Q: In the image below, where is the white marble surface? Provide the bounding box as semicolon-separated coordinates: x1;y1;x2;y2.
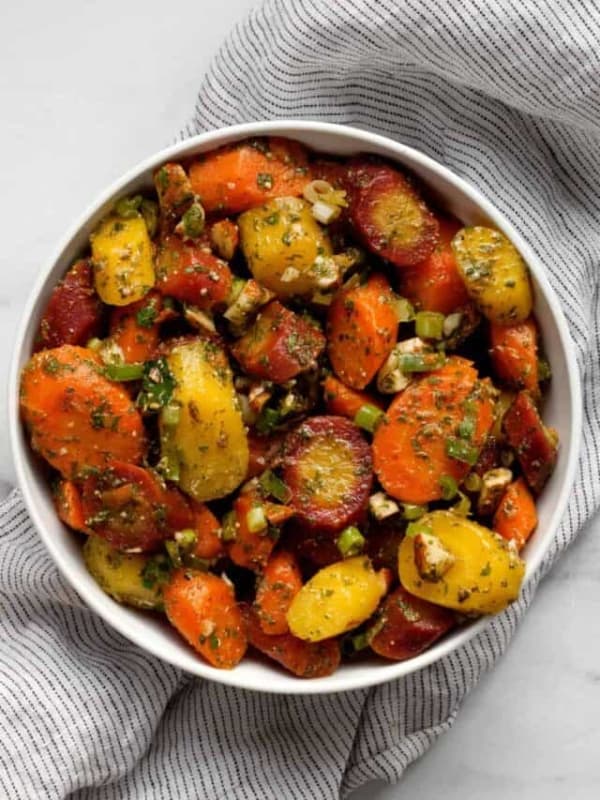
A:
2;1;599;797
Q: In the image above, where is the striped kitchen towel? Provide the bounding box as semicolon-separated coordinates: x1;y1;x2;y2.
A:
1;1;599;797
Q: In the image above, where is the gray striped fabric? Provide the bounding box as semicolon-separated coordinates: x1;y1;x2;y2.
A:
2;1;600;797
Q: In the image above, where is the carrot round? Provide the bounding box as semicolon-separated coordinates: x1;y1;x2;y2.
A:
154;162;194;230
372;357;495;504
227;492;277;572
283;416;373;533
493;477;538;550
155;235;232;309
243;604;340;678
327;272;399;390
191;502;224;560
323;374;384;420
490;317;539;396
80;461;194;552
401;217;470;314
109;291;163;364
347;160;439;268
54;480;89;533
369;586;455;661
34;259;104;352
189;138;311;214
231;301;325;384
164;570;247;669
254;551;303;635
502;390;557;493
19;345;146;478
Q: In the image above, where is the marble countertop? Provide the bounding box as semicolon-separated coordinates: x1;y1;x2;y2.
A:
2;1;598;797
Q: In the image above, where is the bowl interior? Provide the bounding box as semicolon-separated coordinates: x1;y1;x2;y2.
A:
9;121;581;694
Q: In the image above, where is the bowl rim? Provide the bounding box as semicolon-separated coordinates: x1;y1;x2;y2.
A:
9;120;582;694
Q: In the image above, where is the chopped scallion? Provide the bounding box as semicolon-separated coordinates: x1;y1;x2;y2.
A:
86;337;103;352
179;202;205;238
165;540;182;568
392;295;415;323
457;418;476;440
439;475;458;500
351;632;370;651
158;451;180;482
104;362;145;381
452;490;472;517
398;352;446;373
259;470;291;503
255;407;281;434
336;525;366;557
446;437;479;466
114;194;142;219
246;505;268;534
162;404;181;427
311;200;340;225
174;528;197;551
443;312;463;338
401;503;428;521
405;520;432;539
354;403;384;433
464;472;482;492
415;311;445;340
221;511;238;542
228;277;247;306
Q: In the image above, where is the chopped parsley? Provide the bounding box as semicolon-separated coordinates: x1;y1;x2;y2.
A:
257;172;274;190
136;302;158;328
137;357;176;412
141;554;171;590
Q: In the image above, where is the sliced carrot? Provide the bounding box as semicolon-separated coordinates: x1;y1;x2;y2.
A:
155;235;232;309
54;480;89;533
80;461;194;552
164;569;247;669
323;374;384;420
191;502;224;560
372;357;494;504
283;416;373;533
34;259;104;352
347;160;439;268
243;604;340;678
231;301;325;384
493;477;538;550
108;291;163;364
327;272;399;390
154;162;194;229
19;345;146;478
503;391;557;493
490;317;539;396
369;586;455;661
401;217;470;314
254;551;303;635
227;492;277;572
188;137;311;214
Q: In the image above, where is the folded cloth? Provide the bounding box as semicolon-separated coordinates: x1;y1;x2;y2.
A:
2;1;599;797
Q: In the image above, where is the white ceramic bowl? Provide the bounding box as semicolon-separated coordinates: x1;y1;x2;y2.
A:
9;121;581;694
